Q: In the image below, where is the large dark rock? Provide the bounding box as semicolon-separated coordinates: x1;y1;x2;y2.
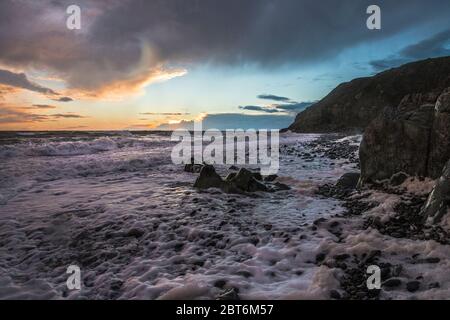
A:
356;86;450;225
421;160;450;225
193;165;225;189
288;57;450;133
428;88;450;178
359;104;434;184
224;172;237;181
225;168;268;193
359;88;450;184
194;166;269;194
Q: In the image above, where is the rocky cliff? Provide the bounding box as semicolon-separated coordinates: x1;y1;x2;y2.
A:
359;88;450;183
289;56;450;226
358;86;450;227
288;56;450;133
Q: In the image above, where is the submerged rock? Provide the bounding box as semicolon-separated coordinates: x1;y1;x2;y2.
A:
274;182;291;191
336;172;360;190
329;290;341;300
382;278;402;289
216;288;240;300
126;228;145;238
406;281;421;293
213;279;227;289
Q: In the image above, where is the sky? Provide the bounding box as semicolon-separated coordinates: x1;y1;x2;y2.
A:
0;0;449;131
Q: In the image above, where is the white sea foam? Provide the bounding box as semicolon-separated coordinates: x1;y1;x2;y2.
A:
0;132;448;300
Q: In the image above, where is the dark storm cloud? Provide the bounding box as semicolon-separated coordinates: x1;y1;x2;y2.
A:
257;94;290;102
275;102;314;111
401;29;450;58
0;0;449;90
89;0;450;67
53;97;74;102
370;29;450;71
0;69;57;95
50;113;86;119
239;105;281;113
0;68;74;102
239;101;314;114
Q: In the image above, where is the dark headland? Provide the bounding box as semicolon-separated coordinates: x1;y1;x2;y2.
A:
288;56;450;133
288;55;450;228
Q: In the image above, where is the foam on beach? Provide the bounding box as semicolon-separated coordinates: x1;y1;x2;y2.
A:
0;132;448;299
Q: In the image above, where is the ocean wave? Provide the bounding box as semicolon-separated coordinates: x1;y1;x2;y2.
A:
0;136;171;158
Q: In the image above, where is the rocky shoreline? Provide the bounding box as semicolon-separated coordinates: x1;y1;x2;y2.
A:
182;133;450;299
313;135;449;299
283;57;450;299
186;74;450;299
